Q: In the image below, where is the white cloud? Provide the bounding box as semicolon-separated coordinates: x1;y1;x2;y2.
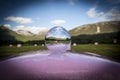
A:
5;16;33;24
87;7;96;18
87;7;104;18
3;24;11;29
87;7;120;21
103;7;120;21
13;25;48;34
51;19;66;25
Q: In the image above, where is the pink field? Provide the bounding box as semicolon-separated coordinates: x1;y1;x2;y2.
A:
0;50;120;80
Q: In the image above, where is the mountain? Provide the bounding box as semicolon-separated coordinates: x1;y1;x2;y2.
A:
0;21;120;44
70;21;120;44
15;29;34;36
70;21;120;36
38;29;48;36
0;25;24;41
0;25;45;43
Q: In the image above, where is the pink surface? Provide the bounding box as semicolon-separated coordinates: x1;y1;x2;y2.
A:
0;51;120;80
46;44;70;53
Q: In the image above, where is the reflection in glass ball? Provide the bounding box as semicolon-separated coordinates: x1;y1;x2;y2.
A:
45;26;71;54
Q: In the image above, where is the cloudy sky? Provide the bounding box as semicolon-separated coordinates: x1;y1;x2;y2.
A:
0;0;120;34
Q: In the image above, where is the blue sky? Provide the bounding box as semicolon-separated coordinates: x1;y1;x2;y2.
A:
0;0;120;34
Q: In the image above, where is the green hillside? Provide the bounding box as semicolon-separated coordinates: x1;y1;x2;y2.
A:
70;21;120;36
0;25;23;41
0;21;120;44
0;25;44;43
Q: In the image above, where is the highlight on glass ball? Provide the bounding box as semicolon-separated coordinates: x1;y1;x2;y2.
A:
45;26;71;54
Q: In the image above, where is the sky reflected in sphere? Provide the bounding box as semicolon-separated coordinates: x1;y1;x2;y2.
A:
45;26;71;54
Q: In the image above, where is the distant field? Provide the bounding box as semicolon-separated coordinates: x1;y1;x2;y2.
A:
0;44;120;62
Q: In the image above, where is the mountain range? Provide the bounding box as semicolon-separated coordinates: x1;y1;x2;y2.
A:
15;29;34;36
70;21;120;36
0;21;120;44
0;25;46;42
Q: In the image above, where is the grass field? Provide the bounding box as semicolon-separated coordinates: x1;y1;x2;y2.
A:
72;44;120;62
0;45;47;60
0;44;120;62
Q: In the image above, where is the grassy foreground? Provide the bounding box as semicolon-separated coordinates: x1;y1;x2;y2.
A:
0;44;120;62
72;44;120;62
0;46;47;60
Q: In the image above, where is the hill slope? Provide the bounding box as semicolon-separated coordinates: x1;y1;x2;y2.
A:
0;25;24;41
70;21;120;36
0;25;45;43
15;30;34;36
0;21;120;44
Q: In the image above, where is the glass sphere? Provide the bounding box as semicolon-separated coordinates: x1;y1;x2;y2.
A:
45;26;71;54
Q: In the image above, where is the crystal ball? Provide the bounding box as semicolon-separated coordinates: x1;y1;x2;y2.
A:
45;26;71;54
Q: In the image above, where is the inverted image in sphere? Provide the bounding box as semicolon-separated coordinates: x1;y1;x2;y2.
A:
45;26;71;54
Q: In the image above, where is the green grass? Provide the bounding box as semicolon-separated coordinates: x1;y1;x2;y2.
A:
72;44;120;62
0;46;47;59
0;44;120;62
